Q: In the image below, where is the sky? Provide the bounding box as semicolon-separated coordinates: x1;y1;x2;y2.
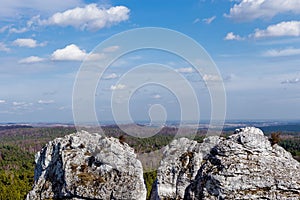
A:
0;0;300;123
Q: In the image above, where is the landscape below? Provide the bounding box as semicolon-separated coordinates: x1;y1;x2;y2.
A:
0;122;299;199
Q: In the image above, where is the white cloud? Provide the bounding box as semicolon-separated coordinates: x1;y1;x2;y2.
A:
38;100;54;104
175;67;195;73
12;101;26;106
0;25;10;33
19;56;45;64
193;18;200;24
152;94;161;99
254;21;300;38
103;73;119;80
263;48;300;57
13;38;46;48
226;0;300;21
51;44;87;61
103;45;120;52
203;16;216;24
281;78;300;84
224;32;244;41
0;100;6;103
51;44;107;61
0;42;10;52
203;74;222;82
40;4;130;31
110;84;126;90
9;27;28;34
225;21;300;40
58;106;70;110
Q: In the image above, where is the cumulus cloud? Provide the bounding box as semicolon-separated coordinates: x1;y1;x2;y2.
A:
0;100;6;103
13;38;46;48
203;16;216;24
175;67;195;73
225;21;300;40
254;21;300;38
263;48;300;57
281;78;300;84
226;0;300;21
103;73;119;80
51;44;87;61
110;84;126;90
19;56;45;64
0;42;10;52
38;100;54;104
51;44;109;61
40;4;130;31
224;32;244;41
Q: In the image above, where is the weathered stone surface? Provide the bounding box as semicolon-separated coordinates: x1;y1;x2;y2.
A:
156;137;221;199
26;131;146;200
156;127;300;200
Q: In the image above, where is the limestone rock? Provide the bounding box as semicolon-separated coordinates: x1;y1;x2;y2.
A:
26;131;146;200
156;127;300;200
156;137;221;199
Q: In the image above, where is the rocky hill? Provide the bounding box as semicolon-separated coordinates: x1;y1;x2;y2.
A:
26;127;300;200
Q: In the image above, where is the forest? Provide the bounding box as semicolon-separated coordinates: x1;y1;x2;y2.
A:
0;125;299;200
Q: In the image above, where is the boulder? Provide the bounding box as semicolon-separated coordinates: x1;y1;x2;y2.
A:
156;127;300;200
26;131;146;200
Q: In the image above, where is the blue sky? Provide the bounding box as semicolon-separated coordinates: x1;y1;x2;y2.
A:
0;0;300;123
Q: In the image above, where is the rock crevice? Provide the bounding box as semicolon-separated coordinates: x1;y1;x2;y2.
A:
27;131;147;200
156;127;300;200
27;127;300;200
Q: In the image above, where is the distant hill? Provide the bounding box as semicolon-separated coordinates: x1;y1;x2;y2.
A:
0;125;33;131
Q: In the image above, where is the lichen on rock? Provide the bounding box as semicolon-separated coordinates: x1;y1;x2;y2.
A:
156;127;300;200
26;131;146;200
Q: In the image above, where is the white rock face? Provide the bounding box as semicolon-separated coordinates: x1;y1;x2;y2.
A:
26;131;146;200
156;137;221;199
156;127;300;200
26;127;300;200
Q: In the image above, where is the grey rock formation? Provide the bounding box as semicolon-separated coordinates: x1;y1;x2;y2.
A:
26;131;146;200
156;127;300;200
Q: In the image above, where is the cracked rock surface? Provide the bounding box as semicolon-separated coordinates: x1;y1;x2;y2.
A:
26;131;146;200
26;127;300;200
156;127;300;200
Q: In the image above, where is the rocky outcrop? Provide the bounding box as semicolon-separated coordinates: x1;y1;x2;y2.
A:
27;127;300;200
26;131;146;200
156;136;221;199
156;127;300;200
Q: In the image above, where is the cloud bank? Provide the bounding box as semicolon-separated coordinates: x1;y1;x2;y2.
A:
226;0;300;21
40;4;130;31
